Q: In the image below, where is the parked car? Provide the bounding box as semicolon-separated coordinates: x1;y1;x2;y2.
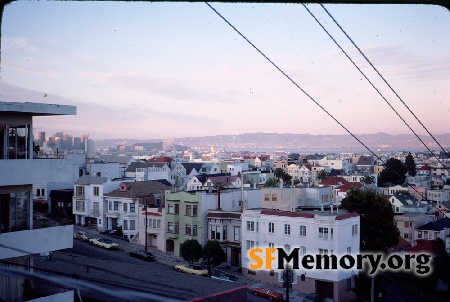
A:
251;288;284;301
129;250;155;262
174;263;208;276
73;231;89;241
89;238;119;249
303;293;326;302
210;274;239;282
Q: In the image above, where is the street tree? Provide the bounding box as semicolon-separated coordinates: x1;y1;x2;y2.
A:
378;157;407;186
274;168;285;180
180;239;202;263
202;240;226;267
264;178;277;187
316;170;329;182
282;173;292;185
404;152;417;177
340;187;399;252
360;175;375;185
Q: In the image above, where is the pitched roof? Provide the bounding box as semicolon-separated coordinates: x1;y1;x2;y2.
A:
335;212;359;220
405;240;433;254
126;161;167;172
180;163;204;174
320;177;348;186
336;182;363;192
356;156;374;165
75;175;109;185
416;217;450;231
417;165;431;171
104;180;171;198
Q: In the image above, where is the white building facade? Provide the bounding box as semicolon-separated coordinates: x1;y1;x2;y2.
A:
242;208;360;302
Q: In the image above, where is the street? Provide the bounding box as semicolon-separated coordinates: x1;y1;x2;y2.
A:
33;238;274;301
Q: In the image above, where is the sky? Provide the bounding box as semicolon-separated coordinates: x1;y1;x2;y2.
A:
1;1;450;141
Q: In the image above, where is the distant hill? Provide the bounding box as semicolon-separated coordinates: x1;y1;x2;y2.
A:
95;133;450;151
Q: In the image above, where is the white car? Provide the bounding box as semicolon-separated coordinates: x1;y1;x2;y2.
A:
73;231;89;241
89;238;119;249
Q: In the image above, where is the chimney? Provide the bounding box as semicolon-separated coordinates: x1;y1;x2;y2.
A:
217;185;221;210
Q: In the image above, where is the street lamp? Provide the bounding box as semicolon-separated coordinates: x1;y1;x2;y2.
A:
144;204;148;252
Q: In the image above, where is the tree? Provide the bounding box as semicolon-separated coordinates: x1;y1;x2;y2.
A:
282;173;292;184
340;187;399;252
404;152;417;177
180;239;202;263
360;175;375;185
264;178;277;187
202;240;226;267
316;170;329;182
274;168;285;180
378;157;407;186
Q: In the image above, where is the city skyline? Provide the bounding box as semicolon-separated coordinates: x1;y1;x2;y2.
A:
1;2;449;141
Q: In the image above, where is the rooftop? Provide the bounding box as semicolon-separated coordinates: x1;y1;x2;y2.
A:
0;102;76;116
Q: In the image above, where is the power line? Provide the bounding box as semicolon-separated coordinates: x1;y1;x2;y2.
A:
319;3;450;161
205;2;447;216
301;3;450;177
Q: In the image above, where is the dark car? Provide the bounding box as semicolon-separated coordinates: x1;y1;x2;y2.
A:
129;250;155;262
251;288;284;301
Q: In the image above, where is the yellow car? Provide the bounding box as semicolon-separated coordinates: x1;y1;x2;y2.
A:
88;238;119;249
174;263;208;276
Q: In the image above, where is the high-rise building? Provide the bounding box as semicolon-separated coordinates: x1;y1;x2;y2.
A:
0;102;77;301
73;137;82;150
62;134;73;150
37;131;45;147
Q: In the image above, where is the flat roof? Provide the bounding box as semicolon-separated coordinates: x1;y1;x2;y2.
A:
0;102;76;116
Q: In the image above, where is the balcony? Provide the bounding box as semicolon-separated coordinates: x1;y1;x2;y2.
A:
0;158;77;186
0;225;73;260
166;231;179;239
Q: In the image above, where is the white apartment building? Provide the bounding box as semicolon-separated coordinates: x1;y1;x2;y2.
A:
0;102;76;302
72;175;118;231
242;208;360;302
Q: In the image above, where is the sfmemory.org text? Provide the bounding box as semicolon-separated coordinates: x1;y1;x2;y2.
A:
249;247;432;275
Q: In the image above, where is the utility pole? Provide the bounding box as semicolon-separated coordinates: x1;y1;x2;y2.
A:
144;204;148;252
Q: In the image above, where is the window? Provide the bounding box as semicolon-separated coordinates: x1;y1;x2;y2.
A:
193;205;198;216
223;226;227;240
299;225;306;236
284;224;290;235
76;186;85;197
246;221;255;232
114;201;118;211
347;247;351;254
175;204;179;214
330;228;334;239
130;203;135;212
93;186;99;196
269;222;274;233
123;220;128;230
318;248;328;255
246;240;255;251
186;205;192;216
1;124;30;159
272;194;277;201
186;224;192;235
193;225;197;236
123;203;128;212
76;201;85;212
269;242;274;248
168;222;174;233
319;227;329;239
256;221;259;232
284;244;291;252
418;231;422;239
234;226;240;241
130;220;135;230
352;224;358;236
404;221;409;228
299;246;306;256
264;194;270;201
109;202;112;210
168;204;174;214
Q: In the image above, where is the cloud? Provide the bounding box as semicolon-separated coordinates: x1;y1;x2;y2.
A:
2;38;39;52
360;45;450;82
78;71;237;103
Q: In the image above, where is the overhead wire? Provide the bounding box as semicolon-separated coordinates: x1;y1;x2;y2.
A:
316;3;450;171
205;2;447;216
319;3;450;161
